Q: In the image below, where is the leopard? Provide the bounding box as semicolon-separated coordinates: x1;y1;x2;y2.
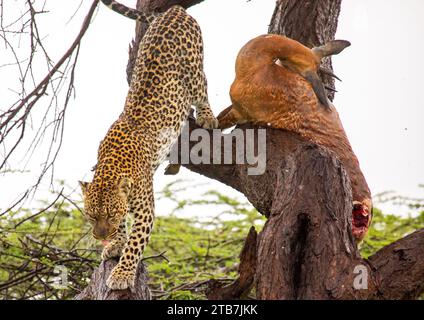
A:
79;0;218;290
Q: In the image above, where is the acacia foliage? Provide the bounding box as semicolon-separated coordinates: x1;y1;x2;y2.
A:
1;181;423;299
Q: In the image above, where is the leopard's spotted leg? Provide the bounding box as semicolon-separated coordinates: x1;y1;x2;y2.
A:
106;177;154;290
101;218;127;260
193;72;218;129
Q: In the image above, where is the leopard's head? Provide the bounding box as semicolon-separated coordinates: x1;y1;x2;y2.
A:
79;177;133;241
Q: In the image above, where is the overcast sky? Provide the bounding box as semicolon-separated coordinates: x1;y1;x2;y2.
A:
1;0;423;215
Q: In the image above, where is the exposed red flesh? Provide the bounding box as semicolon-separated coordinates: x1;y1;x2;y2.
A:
352;204;370;240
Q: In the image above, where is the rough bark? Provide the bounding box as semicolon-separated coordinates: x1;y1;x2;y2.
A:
366;229;424;299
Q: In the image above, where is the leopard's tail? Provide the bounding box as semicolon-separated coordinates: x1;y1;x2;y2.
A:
100;0;159;24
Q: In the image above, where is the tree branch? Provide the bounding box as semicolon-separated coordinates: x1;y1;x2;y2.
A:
367;229;424;299
0;0;100;212
0;0;98;135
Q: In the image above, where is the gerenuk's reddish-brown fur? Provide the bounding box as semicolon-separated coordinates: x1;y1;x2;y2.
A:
218;34;372;241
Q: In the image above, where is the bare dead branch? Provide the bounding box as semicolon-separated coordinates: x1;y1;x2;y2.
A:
0;0;98;135
0;0;99;211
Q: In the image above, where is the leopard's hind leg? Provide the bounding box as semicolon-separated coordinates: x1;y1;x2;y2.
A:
217;104;246;129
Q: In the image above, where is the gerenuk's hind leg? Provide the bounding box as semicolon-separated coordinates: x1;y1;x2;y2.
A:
217;104;245;129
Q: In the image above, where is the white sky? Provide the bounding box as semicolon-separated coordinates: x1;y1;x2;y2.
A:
0;0;423;215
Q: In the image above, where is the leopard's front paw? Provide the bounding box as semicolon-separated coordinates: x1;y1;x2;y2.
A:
106;265;136;290
101;241;125;261
196;113;219;129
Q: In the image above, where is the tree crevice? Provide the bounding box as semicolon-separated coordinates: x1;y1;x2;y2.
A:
292;214;308;299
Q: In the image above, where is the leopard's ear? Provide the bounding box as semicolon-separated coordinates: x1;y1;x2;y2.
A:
118;177;133;198
79;181;90;195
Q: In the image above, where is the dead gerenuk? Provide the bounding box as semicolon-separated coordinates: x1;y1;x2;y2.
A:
218;34;371;241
